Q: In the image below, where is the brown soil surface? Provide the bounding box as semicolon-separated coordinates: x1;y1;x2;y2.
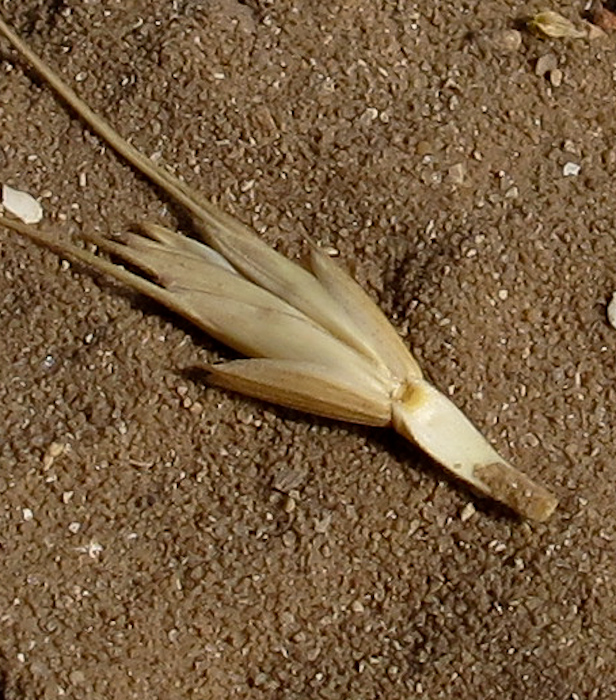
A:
1;1;616;698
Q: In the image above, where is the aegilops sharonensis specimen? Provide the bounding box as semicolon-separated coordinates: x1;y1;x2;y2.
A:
0;16;557;521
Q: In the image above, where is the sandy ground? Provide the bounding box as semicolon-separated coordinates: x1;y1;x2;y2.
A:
1;0;616;698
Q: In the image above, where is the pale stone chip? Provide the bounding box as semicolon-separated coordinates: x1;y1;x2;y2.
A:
460;503;476;522
607;293;616;329
2;183;44;224
563;162;581;177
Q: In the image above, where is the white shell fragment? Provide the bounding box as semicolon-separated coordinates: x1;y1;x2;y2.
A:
563;162;581;177
2;183;43;224
607;293;616;329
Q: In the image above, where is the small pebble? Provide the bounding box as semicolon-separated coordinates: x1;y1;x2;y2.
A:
189;401;204;415
460;503;476;522
283;496;296;513
69;670;85;685
447;162;466;186
416;140;433;157
535;54;558;79
351;599;365;613
360;107;379;124
282;531;296;548
475;29;522;54
496;29;522;52
43;442;66;470
549;68;563;87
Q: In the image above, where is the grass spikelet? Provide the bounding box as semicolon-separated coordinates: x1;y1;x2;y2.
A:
0;14;558;521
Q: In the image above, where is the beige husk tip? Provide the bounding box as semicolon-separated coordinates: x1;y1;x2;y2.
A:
0;13;558;521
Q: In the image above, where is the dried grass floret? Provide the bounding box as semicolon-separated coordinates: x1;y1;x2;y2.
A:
527;10;587;39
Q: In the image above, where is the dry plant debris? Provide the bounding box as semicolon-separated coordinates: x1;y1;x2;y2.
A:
0;16;557;521
527;10;587;39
